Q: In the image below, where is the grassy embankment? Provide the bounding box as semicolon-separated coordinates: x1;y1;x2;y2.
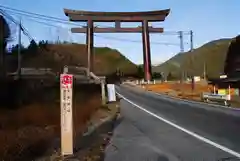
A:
0;79;103;160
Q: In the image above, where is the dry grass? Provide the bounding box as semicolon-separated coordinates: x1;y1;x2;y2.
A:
146;82;212;101
146;82;240;107
0;83;101;161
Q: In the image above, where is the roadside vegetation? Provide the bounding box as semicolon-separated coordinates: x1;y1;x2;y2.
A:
0;83;102;160
0;14;120;160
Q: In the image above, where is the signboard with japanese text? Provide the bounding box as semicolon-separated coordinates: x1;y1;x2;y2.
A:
60;74;73;156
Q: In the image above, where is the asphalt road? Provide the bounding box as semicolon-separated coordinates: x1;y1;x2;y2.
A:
104;85;240;161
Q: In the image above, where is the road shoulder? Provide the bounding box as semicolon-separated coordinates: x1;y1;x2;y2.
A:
36;103;120;161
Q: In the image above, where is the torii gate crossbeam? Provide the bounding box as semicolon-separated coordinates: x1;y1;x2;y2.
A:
64;9;170;81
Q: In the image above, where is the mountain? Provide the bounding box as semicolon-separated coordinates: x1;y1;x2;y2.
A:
153;38;232;78
8;42;138;76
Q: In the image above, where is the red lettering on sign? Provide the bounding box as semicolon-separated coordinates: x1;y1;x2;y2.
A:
62;75;72;85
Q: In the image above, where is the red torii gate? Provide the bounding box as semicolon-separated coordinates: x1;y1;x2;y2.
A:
64;9;170;81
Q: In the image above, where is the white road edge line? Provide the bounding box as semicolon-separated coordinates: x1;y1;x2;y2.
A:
116;91;240;159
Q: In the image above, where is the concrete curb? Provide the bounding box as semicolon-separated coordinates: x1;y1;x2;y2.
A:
83;109;119;136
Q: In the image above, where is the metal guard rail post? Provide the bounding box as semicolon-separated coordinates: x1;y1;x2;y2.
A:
201;92;231;106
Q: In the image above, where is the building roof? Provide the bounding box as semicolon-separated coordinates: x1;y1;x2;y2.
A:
208;77;240;84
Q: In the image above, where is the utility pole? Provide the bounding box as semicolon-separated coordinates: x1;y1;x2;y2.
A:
203;61;206;80
17;19;22;79
178;31;184;53
190;30;193;51
56;28;60;43
190;30;195;94
189;30;194;79
178;31;184;82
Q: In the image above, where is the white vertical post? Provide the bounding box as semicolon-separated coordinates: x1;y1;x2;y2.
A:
63;65;68;73
60;74;73;156
228;85;231;100
147;80;150;84
107;84;116;102
101;80;106;105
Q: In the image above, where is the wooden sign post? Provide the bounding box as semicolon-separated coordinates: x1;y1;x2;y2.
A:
60;73;73;156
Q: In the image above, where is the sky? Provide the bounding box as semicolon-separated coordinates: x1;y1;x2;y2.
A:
1;0;239;65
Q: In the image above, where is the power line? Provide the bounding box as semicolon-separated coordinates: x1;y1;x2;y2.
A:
0;9;34;41
1;5;192;47
0;5;81;24
94;34;181;46
0;5;191;36
0;9;19;25
0;5;87;27
4;10;184;46
20;16;61;28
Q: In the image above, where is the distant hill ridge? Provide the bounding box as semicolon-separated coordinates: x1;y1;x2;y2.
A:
8;42;138;76
153;37;233;78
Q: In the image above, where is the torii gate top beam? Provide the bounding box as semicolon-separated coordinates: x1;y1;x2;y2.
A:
64;9;170;22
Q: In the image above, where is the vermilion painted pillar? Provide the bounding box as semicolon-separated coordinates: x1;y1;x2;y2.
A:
142;20;152;81
87;20;94;73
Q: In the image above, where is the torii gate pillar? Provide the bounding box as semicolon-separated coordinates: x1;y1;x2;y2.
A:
86;20;94;74
142;20;152;81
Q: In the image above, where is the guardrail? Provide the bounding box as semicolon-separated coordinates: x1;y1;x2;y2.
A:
201;92;231;106
7;66;106;84
135;80;156;85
